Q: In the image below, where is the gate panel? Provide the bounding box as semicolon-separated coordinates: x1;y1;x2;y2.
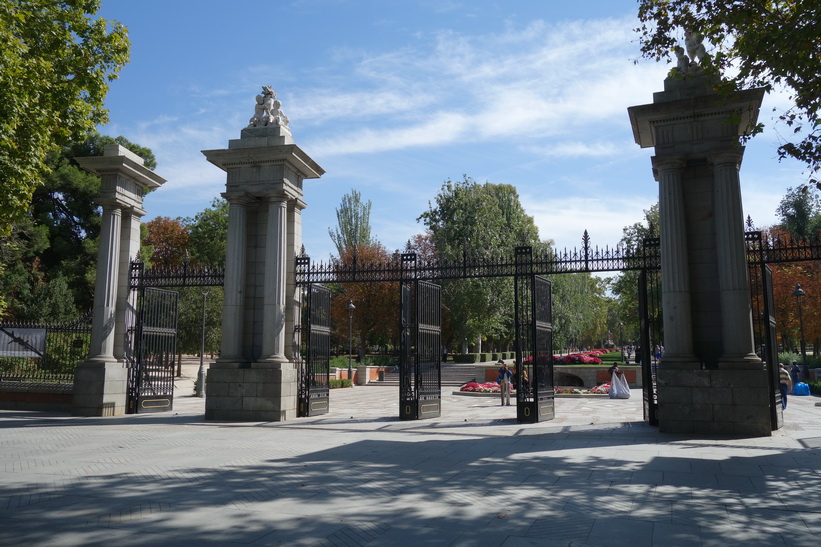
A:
416;280;441;419
399;260;441;421
297;284;331;417
515;247;554;424
638;269;659;426
761;265;781;429
127;288;178;414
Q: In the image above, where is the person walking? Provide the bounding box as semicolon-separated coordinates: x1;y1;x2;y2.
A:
779;362;793;410
497;360;512;406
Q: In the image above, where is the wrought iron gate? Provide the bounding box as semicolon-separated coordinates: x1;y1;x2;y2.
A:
127;287;178;414
638;269;661;426
399;265;442;421
750;264;781;429
514;247;554;424
297;283;331;417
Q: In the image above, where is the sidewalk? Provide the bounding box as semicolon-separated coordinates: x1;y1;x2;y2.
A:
1;365;820;546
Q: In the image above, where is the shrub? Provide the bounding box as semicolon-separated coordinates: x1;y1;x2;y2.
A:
329;379;352;389
808;381;821;396
453;353;478;363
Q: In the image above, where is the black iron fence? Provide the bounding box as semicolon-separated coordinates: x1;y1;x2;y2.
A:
0;313;92;386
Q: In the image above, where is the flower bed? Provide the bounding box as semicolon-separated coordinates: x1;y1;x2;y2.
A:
556;382;610;395
522;350;606;365
460;382;500;393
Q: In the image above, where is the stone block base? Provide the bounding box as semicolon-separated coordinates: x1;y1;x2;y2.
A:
657;368;772;436
72;358;128;416
205;361;297;421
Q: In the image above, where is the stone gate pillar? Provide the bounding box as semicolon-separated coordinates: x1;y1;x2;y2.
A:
202;86;324;421
73;145;165;416
629;64;771;435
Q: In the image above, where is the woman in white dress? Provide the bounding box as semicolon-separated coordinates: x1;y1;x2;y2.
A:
608;364;631;399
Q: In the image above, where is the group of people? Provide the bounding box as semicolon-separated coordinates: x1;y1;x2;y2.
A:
496;360;529;406
778;361;805;409
496;360;630;404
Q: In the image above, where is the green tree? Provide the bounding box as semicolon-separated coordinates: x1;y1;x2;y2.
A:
552;274;611;351
328;190;374;257
608;203;660;344
0;134;155;318
776;187;821;243
418;176;541;351
176;287;223;358
0;0;130;235
636;0;820;188
184;198;228;266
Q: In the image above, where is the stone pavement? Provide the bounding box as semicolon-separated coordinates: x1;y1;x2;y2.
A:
2;367;821;546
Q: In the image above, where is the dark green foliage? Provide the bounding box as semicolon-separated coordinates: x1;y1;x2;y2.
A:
776;187;821;243
184;198;228;266
0;0;131;235
329;379;353;389
637;0;821;188
328;190;374;258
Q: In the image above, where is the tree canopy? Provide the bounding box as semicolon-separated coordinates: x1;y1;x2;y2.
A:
0;134;154;318
418;176;542;350
328;190;374;258
636;0;820;188
776;187;821;243
0;0;130;235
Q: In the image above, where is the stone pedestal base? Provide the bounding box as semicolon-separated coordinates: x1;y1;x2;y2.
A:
72;358;128;416
205;361;297;421
657;368;771;436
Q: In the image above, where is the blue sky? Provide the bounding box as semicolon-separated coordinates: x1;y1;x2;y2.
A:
97;0;806;262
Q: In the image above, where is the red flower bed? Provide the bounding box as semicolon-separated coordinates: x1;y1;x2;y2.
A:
460;382;501;393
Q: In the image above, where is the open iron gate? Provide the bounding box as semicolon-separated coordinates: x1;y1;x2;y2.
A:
127;287;178;414
297;284;331;417
514;247;554;424
399;272;442;421
638;269;660;426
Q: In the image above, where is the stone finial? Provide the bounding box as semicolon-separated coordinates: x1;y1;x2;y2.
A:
684;29;707;66
248;85;290;128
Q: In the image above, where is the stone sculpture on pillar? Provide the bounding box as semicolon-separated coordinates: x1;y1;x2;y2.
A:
202;86;324;421
628;31;772;436
72;145;165;416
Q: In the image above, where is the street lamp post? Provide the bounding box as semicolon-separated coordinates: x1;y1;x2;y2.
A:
618;321;624;363
792;283;809;381
347;299;356;383
196;290;209;397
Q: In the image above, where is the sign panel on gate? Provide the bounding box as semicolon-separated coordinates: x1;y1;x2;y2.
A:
0;328;46;358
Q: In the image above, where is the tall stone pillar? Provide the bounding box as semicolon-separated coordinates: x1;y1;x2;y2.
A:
713;152;760;368
203;86;324;421
285;198;306;362
73;145;165;416
218;195;250;361
629;70;771;436
654;158;696;368
114;207;145;361
259;195;288;363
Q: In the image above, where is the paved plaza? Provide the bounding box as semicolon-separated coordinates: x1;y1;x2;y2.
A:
2;368;821;546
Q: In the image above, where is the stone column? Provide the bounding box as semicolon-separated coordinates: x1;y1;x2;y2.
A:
218;195;250;362
114;207;145;361
654;158;697;368
285;198;306;361
713;152;761;368
87;203;122;361
259;195;288;363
